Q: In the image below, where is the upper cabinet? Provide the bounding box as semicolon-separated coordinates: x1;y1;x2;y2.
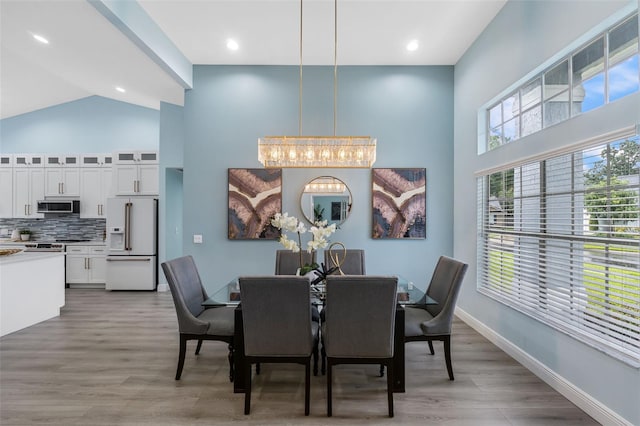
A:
44;155;80;197
13;159;45;218
13;154;44;168
113;151;158;196
80;154;113;218
0;155;13;218
80;154;113;168
2;150;156;218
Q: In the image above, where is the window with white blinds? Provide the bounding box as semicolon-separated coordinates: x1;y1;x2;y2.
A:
477;132;640;365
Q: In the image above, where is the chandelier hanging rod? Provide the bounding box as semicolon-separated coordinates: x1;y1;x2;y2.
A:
257;0;376;168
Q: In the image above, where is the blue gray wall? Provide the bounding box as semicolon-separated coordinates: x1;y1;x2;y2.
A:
182;65;454;292
1;95;158;152
453;1;639;424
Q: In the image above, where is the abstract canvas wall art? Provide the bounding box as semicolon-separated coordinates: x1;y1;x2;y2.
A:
372;168;426;239
228;168;282;239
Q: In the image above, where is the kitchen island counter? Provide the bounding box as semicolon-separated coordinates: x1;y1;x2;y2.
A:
1;251;65;336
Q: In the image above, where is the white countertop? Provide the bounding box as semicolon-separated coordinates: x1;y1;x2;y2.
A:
0;240;105;247
0;251;65;265
64;241;106;246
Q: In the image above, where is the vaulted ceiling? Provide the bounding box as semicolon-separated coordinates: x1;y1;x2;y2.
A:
0;0;506;119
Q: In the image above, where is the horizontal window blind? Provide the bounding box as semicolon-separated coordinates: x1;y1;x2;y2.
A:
477;134;640;365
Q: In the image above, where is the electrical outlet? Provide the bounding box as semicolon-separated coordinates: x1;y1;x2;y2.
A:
193;234;203;244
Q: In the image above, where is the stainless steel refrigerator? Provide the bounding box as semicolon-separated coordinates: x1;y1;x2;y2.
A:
105;197;157;290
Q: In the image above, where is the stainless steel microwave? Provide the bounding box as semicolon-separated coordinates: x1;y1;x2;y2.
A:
36;199;80;214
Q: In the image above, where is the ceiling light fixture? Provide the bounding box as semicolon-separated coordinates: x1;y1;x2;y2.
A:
115;86;126;93
258;0;376;168
32;34;49;44
226;39;239;51
406;40;419;51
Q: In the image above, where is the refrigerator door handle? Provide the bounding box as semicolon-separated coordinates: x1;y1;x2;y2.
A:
106;257;152;262
124;202;132;251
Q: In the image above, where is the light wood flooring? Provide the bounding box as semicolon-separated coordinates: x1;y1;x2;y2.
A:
1;289;598;425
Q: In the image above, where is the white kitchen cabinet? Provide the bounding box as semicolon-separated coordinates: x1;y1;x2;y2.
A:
13;154;44;168
0;154;13;168
13;166;45;218
45;168;80;197
44;155;80;197
113;151;158;196
0;156;13;218
80;154;112;168
66;245;107;286
80;162;112;218
45;155;79;167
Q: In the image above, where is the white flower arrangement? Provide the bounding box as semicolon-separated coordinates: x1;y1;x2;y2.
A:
271;212;337;274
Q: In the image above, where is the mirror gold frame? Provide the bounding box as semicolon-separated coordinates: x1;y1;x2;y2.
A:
300;176;352;226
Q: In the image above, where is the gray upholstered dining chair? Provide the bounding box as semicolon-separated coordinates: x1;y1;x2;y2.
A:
275;249;316;275
322;275;398;417
274;250;321;375
239;276;319;416
161;256;235;381
404;256;468;380
323;248;366;275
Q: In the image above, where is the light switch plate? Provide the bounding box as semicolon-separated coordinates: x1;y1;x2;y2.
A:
193;234;203;244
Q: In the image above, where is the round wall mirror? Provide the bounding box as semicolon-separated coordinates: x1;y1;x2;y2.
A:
300;176;352;226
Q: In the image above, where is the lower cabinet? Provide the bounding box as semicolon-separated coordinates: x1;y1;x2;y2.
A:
66;245;106;287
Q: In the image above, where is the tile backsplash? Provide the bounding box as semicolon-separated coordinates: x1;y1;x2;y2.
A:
0;215;106;241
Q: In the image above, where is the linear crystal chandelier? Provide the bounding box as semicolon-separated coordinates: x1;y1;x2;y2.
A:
258;0;376;169
258;136;376;168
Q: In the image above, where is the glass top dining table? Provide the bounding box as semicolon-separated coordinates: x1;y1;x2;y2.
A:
203;275;436;307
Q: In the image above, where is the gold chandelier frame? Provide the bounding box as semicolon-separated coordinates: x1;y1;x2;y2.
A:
258;0;376;168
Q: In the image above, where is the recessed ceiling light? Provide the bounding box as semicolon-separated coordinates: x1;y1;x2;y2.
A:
32;34;49;44
406;40;419;52
226;39;239;51
115;87;126;93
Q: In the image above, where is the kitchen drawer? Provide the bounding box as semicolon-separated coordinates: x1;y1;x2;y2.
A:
66;244;106;254
66;246;89;254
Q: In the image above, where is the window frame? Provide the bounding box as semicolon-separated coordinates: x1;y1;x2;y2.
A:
485;12;639;152
477;129;640;367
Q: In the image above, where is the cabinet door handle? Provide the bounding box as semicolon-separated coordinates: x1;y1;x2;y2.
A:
24;204;28;216
61;182;64;194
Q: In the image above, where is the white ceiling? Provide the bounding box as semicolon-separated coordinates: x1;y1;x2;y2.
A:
0;0;506;120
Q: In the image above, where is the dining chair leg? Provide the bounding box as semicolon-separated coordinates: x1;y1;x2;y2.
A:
443;335;454;380
386;361;394;418
175;334;187;380
320;345;326;375
305;361;311;416
327;361;333;417
379;364;385;377
312;337;319;376
227;344;234;382
244;362;252;414
195;339;203;355
428;340;435;355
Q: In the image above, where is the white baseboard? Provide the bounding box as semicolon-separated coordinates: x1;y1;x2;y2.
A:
455;307;631;426
157;283;169;292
